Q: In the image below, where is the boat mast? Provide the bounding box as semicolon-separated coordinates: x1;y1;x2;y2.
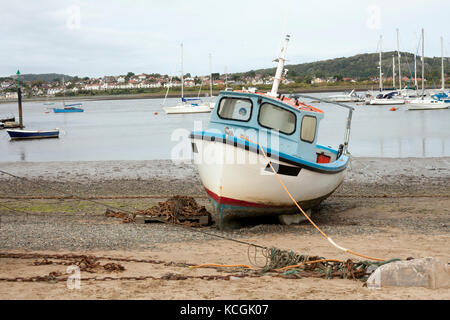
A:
414;33;418;89
269;34;290;97
397;29;402;91
378;35;383;91
209;53;213;98
441;36;445;91
392;55;396;89
421;28;425;98
62;76;66;107
181;43;184;100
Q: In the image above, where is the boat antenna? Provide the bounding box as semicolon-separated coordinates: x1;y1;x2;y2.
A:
268;34;290;97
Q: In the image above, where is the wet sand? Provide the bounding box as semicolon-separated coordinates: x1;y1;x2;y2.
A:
0;157;449;299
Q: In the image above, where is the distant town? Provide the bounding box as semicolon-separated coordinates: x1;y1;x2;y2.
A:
1;49;448;100
0;71;423;101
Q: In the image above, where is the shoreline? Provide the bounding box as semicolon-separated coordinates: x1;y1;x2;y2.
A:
0;86;367;104
0;85;441;104
0;157;448;299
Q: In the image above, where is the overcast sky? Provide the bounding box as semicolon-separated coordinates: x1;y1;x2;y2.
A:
1;0;449;78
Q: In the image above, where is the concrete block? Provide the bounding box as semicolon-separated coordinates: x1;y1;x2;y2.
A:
367;257;450;289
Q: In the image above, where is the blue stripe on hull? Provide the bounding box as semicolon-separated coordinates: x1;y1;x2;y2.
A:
53;108;84;113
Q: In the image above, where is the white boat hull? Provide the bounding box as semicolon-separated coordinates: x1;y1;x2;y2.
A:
329;98;363;102
163;104;211;114
406;99;448;110
369;99;405;105
192;138;346;228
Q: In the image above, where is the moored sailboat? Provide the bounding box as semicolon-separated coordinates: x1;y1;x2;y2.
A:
7;70;60;140
53;77;84;113
407;29;447;110
163;44;213;114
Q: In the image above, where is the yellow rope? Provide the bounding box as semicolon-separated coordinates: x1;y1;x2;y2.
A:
241;135;385;262
274;259;344;272
189;264;253;269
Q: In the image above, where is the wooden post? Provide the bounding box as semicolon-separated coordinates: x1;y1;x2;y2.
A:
16;70;23;129
18;87;23;129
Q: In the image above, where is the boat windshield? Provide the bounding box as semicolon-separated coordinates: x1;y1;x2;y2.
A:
218;97;252;121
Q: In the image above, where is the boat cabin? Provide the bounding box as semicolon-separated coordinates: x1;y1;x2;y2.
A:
207;90;337;164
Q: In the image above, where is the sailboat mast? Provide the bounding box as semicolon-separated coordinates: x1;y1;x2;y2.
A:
397;29;402;91
269;34;290;97
392;55;396;89
379;35;383;91
442;36;445;91
421;28;425;97
62;76;66;107
181;43;184;99
209;53;212;98
414;33;418;89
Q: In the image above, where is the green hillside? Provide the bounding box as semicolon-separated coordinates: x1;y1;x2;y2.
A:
238;51;449;82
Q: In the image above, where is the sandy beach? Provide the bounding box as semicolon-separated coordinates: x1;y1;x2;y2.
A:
0;157;449;299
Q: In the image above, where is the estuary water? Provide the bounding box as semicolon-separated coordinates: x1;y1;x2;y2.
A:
0;92;449;162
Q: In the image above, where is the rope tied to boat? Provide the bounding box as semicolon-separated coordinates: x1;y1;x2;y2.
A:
240;135;386;262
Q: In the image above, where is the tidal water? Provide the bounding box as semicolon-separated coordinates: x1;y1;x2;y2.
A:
1;92;449;162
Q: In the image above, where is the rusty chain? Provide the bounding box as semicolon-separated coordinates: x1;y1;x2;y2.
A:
0;250;389;283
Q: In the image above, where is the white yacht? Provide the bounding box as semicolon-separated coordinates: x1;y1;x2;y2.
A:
327;89;364;102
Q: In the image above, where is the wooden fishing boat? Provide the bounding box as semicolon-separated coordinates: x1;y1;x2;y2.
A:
190;35;354;229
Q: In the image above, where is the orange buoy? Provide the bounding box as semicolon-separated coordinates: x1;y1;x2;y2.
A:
154;111;158;115
389;107;396;111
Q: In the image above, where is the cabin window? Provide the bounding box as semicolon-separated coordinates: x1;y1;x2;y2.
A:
217;97;252;122
258;103;296;135
300;115;317;143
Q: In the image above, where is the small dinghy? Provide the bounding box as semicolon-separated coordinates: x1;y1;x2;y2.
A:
6;128;59;140
53;103;84;113
190;35;355;229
